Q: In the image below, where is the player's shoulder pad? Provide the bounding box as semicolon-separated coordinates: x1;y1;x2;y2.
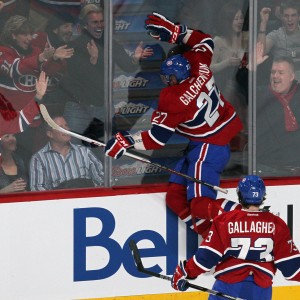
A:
159;87;190;113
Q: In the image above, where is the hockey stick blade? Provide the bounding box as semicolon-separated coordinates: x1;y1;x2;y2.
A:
129;240;245;300
39;104;228;194
129;240;171;281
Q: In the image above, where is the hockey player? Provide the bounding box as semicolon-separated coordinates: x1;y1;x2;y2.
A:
105;12;243;237
171;175;300;300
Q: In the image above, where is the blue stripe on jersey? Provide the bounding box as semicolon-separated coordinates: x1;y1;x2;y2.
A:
19;111;30;132
184;216;195;230
183;81;221;128
195;247;222;269
202;38;214;51
214;263;274;279
223;200;238;212
276;255;300;278
150;123;174;145
12;58;21;76
224;246;274;262
177;112;237;138
184;103;207;127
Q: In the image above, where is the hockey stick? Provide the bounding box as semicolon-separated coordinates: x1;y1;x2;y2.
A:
39;104;228;194
129;240;245;300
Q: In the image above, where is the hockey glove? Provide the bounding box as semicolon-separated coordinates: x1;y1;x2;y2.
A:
171;260;189;291
145;12;187;44
0;93;17;121
105;131;135;159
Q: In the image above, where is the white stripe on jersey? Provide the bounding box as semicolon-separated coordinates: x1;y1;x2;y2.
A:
18;116;24;132
275;254;300;264
192;255;211;272
194;143;209;197
199;245;223;257
148;130;165;146
154;122;176;132
200;38;214;54
176;112;237;138
214;262;275;278
0;83;17;91
20;109;30;126
285;267;300;280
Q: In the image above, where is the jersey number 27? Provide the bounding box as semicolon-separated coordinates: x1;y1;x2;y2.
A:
196;76;224;127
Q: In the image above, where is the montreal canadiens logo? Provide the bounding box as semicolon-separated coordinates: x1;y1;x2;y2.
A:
13;74;62;92
13;74;37;93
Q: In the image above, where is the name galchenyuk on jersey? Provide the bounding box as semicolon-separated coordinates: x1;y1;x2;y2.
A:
179;63;210;105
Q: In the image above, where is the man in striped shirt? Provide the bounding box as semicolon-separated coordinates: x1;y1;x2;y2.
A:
30;115;103;191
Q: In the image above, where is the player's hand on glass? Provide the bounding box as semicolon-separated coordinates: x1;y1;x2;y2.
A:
35;71;49;101
145;12;187;44
105;131;135;159
53;45;74;60
171;260;189;291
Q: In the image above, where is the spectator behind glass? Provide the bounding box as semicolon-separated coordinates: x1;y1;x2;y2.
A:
177;0;223;36
256;56;300;176
0;134;28;193
31;12;75;115
28;0;81;32
0;71;49;138
61;4;153;142
0;15;69;113
258;1;300;80
0;15;72;156
211;1;249;131
30;116;104;191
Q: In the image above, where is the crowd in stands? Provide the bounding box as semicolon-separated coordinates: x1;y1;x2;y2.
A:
0;0;300;193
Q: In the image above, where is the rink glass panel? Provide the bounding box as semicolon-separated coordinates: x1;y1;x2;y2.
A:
3;0;297;193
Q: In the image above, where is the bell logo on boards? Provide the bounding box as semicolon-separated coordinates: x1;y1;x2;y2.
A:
73;207;198;281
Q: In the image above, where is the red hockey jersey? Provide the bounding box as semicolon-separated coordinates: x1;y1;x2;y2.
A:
0;45;64;110
140;30;243;150
0;99;40;137
185;209;300;288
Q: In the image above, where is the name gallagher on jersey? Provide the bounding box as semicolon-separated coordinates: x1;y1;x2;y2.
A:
228;221;275;234
179;63;210;106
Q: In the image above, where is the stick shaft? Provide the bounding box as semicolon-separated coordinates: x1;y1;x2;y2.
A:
39;104;227;194
129;240;244;300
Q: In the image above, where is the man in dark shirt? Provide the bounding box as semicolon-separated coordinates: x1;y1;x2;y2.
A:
61;4;153;139
257;56;300;176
